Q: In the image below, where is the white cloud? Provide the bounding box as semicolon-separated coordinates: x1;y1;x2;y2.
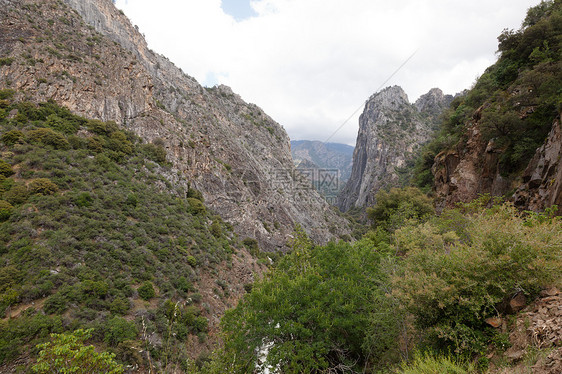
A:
115;0;541;145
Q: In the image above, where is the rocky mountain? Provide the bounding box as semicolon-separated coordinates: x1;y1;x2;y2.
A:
337;86;452;212
0;0;350;251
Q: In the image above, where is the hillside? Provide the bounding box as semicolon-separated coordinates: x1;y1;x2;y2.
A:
415;0;562;213
0;92;266;371
0;0;350;253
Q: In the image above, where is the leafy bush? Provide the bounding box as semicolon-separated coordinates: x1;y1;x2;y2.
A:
393;202;561;356
28;178;58;195
0;160;14;178
104;317;137;346
397;353;475;374
187;197;206;215
33;329;123;374
27;128;70;150
137;281;155;300
0;200;13;221
1;130;24;146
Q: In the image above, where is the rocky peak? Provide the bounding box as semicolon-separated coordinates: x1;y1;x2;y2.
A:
337;86;449;212
415;88;453;118
366;85;410;111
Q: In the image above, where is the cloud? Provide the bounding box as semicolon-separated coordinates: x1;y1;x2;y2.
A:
115;0;541;145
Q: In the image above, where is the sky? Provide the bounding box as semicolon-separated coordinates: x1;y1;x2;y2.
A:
114;0;541;145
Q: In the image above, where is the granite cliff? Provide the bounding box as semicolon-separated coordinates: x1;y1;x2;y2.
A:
0;0;350;251
337;86;451;212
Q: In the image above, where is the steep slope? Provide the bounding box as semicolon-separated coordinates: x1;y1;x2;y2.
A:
427;0;561;212
337;86;451;212
0;0;350;252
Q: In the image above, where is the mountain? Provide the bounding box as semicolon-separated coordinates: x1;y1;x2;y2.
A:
0;0;351;369
337;86;452;212
424;0;562;213
0;0;350;253
290;140;354;203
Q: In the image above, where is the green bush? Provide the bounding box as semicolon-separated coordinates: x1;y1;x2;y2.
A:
397;353;475;374
104;317;138;346
1;130;24;146
187;197;206;215
33;329;123;374
28;178;58;195
27;128;69;150
0;160;14;178
137;281;155;300
3;184;29;205
393;202;561;356
0;200;13;221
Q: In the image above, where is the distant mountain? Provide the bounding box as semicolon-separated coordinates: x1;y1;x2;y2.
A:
291;140;354;202
291;140;354;180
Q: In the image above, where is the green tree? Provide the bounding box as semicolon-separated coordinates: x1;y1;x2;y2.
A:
218;236;395;373
32;329;123;374
138;281;155;300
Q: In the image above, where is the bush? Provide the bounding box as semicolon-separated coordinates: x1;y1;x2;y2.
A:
187;197;206;215
104;317;138;346
28;178;58;195
0;160;14;178
393;202;561;356
3;184;29;205
27;128;69;150
1;130;24;146
137;281;155;300
0;200;13;221
397;353;475;374
33;329;123;374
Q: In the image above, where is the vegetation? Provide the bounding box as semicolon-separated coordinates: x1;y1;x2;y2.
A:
414;0;562;188
0;92;237;371
197;190;561;373
32;329;123;374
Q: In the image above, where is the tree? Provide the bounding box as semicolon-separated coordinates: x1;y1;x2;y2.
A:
32;329;123;374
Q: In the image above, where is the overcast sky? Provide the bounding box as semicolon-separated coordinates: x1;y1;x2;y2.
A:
114;0;540;145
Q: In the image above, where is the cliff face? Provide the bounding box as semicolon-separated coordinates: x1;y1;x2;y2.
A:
513;114;562;214
337;86;451;211
0;0;350;250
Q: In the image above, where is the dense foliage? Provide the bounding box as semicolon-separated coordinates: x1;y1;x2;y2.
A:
0;91;236;370
201;189;561;373
414;0;562;189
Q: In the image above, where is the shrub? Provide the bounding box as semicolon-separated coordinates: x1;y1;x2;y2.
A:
1;130;24;146
393;203;561;356
33;329;123;374
0;200;13;221
74;191;93;207
28;178;58;195
27;128;69;149
137;281;155;300
397;353;475;374
187;197;206;215
186;255;197;268
104;317;138;346
4;184;29;205
0;160;14;178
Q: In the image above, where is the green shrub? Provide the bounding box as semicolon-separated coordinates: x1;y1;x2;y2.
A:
33;329;123;374
27;128;69;149
0;200;13;221
104;317;138;346
0;160;14;178
187;197;206;215
397;353;475;374
28;178;58;195
186;255;197;268
393;202;561;356
1;130;24;146
137;281;155;300
3;183;29;205
74;192;93;207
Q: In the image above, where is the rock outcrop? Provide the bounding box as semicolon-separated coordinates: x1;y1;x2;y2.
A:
337;86;451;212
0;0;350;250
513;114;562;214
